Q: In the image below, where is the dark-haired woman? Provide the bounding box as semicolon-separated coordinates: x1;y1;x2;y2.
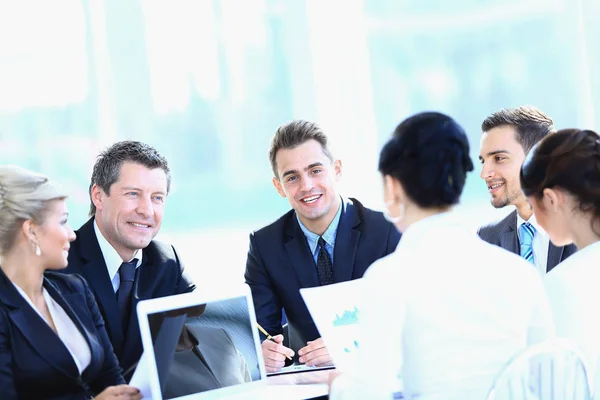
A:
521;128;600;393
330;112;554;400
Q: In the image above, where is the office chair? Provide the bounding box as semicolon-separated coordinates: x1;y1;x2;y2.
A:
487;339;591;400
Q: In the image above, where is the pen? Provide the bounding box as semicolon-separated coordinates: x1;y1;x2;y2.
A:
256;323;292;361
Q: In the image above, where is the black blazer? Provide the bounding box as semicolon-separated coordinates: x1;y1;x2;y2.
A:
478;210;577;273
245;197;400;352
163;324;250;398
63;218;196;375
0;269;124;400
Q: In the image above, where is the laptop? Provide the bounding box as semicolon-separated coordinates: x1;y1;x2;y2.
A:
136;284;328;399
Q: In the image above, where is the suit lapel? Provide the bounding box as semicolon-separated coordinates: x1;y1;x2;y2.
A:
124;251;154;346
187;325;221;387
499;210;519;255
0;271;79;379
283;216;320;288
332;198;361;282
76;219;124;354
43;277;99;371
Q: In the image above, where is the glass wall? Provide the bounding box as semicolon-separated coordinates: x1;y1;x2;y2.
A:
1;0;598;285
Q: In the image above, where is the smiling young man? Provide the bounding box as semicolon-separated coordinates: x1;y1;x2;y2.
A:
63;141;195;376
478;106;576;274
245;120;401;373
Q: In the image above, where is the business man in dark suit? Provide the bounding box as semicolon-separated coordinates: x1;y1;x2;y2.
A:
63;141;196;377
245;120;401;373
478;106;576;273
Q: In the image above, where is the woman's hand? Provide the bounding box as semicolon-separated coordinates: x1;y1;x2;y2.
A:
328;370;343;391
94;384;142;399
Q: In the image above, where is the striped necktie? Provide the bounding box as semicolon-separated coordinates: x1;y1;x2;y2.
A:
519;222;536;264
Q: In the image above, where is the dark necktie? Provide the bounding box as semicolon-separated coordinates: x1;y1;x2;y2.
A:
317;237;333;286
117;259;138;332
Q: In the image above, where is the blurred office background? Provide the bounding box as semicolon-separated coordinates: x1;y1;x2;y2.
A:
1;0;598;286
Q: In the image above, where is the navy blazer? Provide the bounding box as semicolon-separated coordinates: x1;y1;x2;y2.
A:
245;197;400;352
478;210;577;273
63;218;196;375
0;269;124;400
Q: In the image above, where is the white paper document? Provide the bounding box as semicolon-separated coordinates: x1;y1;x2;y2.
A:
266;362;334;376
300;279;363;372
129;352;152;399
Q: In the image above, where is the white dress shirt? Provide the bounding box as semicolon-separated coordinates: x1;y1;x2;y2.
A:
545;240;600;393
516;213;550;276
13;284;92;374
330;212;554;400
94;220;142;293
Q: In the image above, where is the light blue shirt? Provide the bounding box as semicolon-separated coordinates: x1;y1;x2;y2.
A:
296;199;343;264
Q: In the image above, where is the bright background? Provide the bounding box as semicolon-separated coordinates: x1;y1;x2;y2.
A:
1;0;598;287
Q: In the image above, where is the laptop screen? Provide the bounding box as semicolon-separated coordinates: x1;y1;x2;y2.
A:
146;295;262;399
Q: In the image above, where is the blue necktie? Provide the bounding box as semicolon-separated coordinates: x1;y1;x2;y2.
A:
519;222;536;265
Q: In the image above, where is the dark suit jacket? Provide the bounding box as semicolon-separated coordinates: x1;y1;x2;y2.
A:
0;269;124;400
478;210;577;272
163;324;250;398
63;217;196;375
245;197;401;353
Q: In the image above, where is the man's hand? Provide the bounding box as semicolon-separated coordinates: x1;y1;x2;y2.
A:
298;337;334;367
261;334;295;373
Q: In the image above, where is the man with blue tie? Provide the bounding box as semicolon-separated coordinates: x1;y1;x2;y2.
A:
244;120;401;373
63;141;196;377
478;106;576;273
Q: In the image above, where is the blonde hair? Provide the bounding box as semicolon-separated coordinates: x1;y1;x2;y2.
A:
0;165;67;255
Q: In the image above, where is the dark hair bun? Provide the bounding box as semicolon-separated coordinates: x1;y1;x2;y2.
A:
521;129;600;234
378;112;474;208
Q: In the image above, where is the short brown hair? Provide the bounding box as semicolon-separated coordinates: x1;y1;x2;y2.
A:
268;120;333;178
481;106;554;154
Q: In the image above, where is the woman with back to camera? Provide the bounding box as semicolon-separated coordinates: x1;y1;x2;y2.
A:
329;112;555;400
520;128;600;390
0;165;141;400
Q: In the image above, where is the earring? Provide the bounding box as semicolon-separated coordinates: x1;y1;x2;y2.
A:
31;241;41;256
384;202;405;224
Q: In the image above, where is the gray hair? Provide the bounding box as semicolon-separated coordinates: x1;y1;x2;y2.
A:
0;165;67;255
88;141;171;216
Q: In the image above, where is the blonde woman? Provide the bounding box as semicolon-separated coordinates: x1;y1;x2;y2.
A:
0;165;141;400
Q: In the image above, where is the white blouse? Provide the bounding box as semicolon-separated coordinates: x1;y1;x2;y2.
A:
545;240;600;393
331;212;554;400
13;283;92;374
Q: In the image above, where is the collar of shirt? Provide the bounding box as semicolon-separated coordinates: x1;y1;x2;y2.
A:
296;197;344;261
93;220;142;292
516;212;547;238
397;211;464;251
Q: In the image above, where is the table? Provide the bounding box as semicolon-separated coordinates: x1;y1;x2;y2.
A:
267;369;332;399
